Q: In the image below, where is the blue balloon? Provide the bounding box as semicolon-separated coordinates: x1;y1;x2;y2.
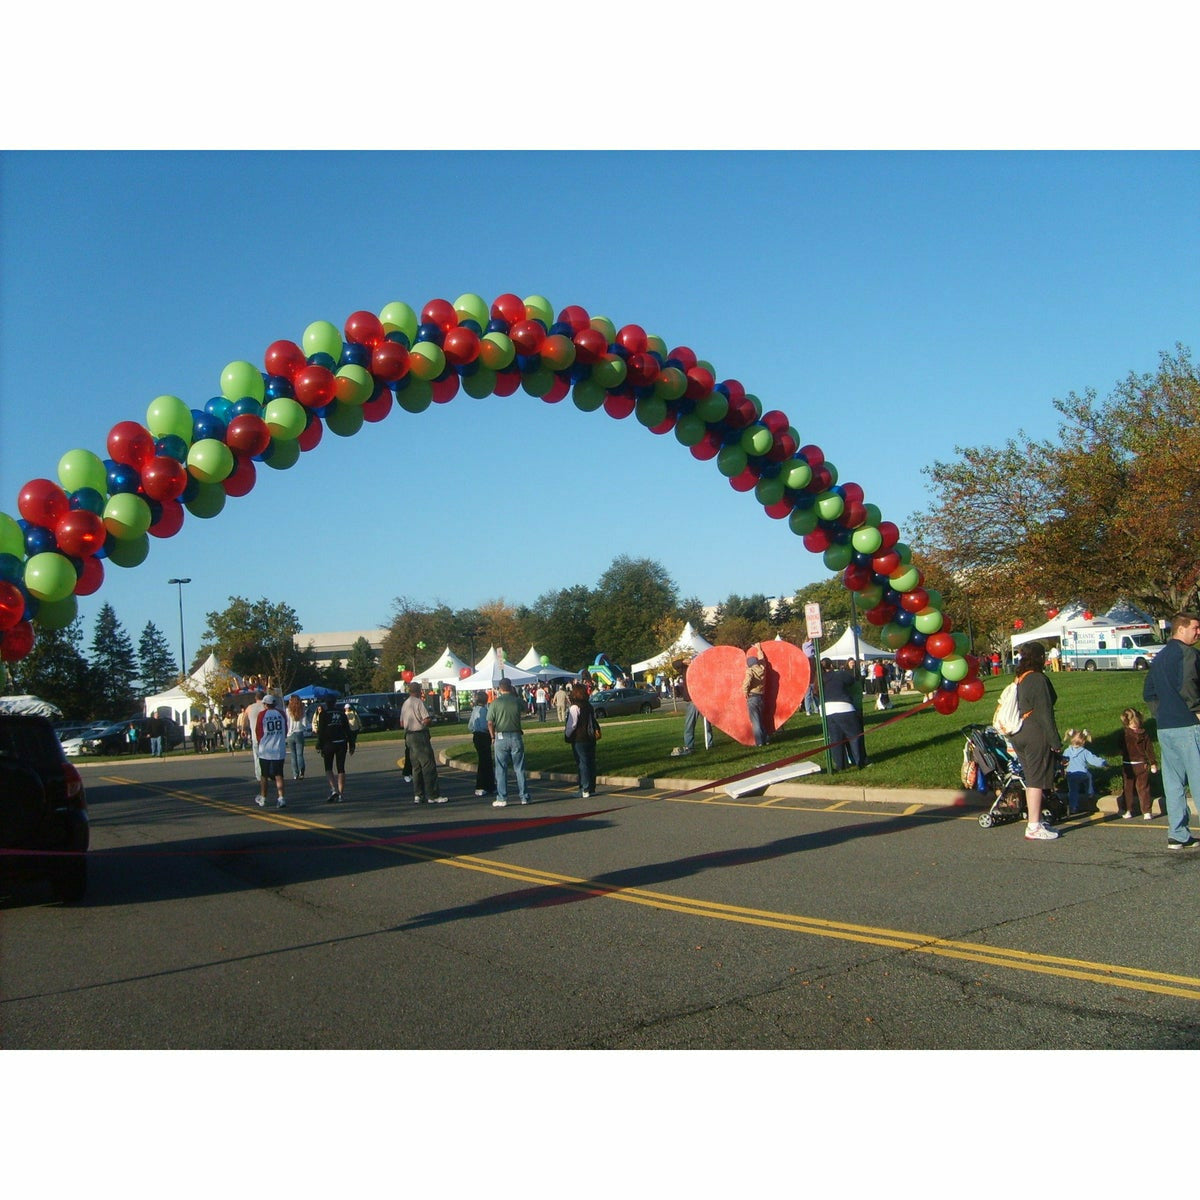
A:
180;475;200;504
204;396;234;424
192;411;225;442
548;321;572;336
106;462;141;494
384;330;411;348
23;524;55;555
459;319;483;336
154;435;189;462
230;397;263;420
69;487;106;514
307;352;337;370
0;553;24;583
414;323;443;345
484;318;508;335
264;375;294;400
340;343;370;368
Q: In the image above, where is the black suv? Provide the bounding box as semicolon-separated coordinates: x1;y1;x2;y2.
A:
0;712;89;902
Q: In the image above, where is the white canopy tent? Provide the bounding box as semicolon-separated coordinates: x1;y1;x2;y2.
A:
144;652;236;733
816;627;891;662
516;646;576;680
455;647;537;693
415;645;472;686
1005;602;1158;651
631;621;714;675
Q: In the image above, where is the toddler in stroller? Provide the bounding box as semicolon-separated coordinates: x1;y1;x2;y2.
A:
961;724;1066;829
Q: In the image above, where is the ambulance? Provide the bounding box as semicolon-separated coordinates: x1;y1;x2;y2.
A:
1058;621;1163;671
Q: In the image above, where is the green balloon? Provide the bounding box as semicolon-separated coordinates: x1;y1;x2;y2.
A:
782;460;812;490
653;366;687;401
717;446;748;478
146;394;194;442
325;401;365;438
693;392;728;423
859;582;884;608
397;379;432;414
912;668;942;694
646;334;668;358
521;367;555;398
24;551;76;602
696;359;716;377
264;397;307;441
591;356;627;389
303;320;343;361
379;302;418;343
36;592;78;631
187;438;234;484
453;293;490;328
914;606;944;635
851;525;883;555
335;364;374;405
57;448;108;496
939;654;969;681
106;532;150;568
0;512;24;558
824;461;839;486
823;543;853;572
673;413;707;446
893;542;913;565
523;295;554;326
755;475;786;506
572;380;606;412
462;367;497;399
743;393;763;420
924;587;943;609
407;341;445;381
103;492;152;539
740;424;773;457
881;621;913;649
221;360;265;403
815;490;845;521
262;438;301;470
788;507;819;536
889;566;921;593
590;316;616;343
635;396;668;428
185;482;226;519
862;503;882;526
952;632;971;655
480;331;515;371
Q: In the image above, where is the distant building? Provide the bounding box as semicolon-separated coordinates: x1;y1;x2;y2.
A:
296;629;388;668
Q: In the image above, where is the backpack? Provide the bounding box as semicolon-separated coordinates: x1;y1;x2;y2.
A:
992;673;1027;736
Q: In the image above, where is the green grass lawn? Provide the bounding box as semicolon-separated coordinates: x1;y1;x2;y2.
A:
437;671;1157;791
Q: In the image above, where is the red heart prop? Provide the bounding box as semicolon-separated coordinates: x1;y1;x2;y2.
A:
687;640;811;746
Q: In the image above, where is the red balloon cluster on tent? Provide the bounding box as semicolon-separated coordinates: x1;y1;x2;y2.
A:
0;293;977;711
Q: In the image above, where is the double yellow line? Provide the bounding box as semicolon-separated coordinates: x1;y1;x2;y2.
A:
106;776;1200;1004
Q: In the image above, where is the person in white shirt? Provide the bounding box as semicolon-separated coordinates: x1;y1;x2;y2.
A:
254;694;288;809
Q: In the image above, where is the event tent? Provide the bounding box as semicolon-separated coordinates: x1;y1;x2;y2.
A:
144;652;237;733
455;646;537;693
1007;602;1161;651
515;646;576;680
288;684;340;701
416;645;472;686
815;627;891;662
631;622;714;675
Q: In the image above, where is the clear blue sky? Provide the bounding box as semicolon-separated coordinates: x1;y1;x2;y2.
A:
1;150;1196;670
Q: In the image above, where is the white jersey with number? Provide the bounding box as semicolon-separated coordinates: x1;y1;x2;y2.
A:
255;707;287;760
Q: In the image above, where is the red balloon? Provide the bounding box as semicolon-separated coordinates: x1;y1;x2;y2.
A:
371;340;409;382
683;366;715;400
899;588;929;613
148;498;185;537
509;319;546;355
264;339;307;380
572;327;608;364
18;478;70;528
556;305;590;334
798;444;825;468
442;326;481;366
401;669;414;683
54;509;105;557
297;417;324;452
843;564;873;590
362;389;394;423
344;310;385;348
542;376;571;404
690;431;722;461
0;580;24;630
1046;607;1060;619
226;414;272;457
810;465;833;492
724;398;755;430
625;353;660;387
720;379;746;406
933;690;960;715
430;376;459;404
866;602;898;626
602;393;636;420
140;455;188;501
803;529;831;554
761;409;790;435
107;420;155;469
74;554;104;596
877;521;900;550
925;632;956;658
492;369;521;397
958;678;986;702
0;619;35;662
873;550;901;576
222;455;257;497
293;364;337;409
766;432;798;463
490;293;526;327
729;467;758;493
1083;610;1093;621
840;500;867;529
459;666;472;680
667;345;697;370
615;324;647;355
764;499;794;519
421;299;457;333
895;643;925;669
841;482;865;505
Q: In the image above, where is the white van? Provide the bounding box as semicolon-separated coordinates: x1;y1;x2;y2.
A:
1059;623;1163;671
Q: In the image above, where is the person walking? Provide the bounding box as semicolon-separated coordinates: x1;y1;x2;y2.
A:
1007;641;1062;841
488;677;530;807
244;688;267;782
468;689;496;797
564;682;600;798
317;700;351;803
1119;707;1158;819
553;684;570;723
1142;611;1200;849
285;695;307;780
253;694;287;809
401;682;446;804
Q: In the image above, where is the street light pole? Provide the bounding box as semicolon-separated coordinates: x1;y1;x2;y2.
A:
167;578;191;678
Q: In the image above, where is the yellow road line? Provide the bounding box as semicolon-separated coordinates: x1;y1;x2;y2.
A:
106;776;1200;1003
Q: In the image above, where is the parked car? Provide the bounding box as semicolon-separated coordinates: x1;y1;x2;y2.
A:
62;716;185;757
0;712;89;902
345;704;389;734
588;687;662;718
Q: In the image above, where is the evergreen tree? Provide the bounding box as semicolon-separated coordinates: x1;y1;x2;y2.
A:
345;637;378;693
89;603;139;715
137;621;178;693
9;618;97;718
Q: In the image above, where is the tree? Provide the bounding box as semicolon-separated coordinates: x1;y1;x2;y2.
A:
7;618;96;718
137;621;177;693
374;598;458;691
345;637;377;693
90;603;138;715
791;578;853;640
589;555;678;670
676;595;712;640
521;585;596;670
198;596;303;693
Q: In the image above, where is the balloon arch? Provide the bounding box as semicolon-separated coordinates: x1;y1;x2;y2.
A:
0;292;985;715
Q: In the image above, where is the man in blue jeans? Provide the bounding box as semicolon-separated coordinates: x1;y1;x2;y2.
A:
1143;611;1200;849
488;677;530;807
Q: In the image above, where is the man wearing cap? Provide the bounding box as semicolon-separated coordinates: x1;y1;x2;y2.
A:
254;694;288;809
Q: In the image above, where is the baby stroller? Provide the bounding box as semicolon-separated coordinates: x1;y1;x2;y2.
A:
960;724;1067;829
